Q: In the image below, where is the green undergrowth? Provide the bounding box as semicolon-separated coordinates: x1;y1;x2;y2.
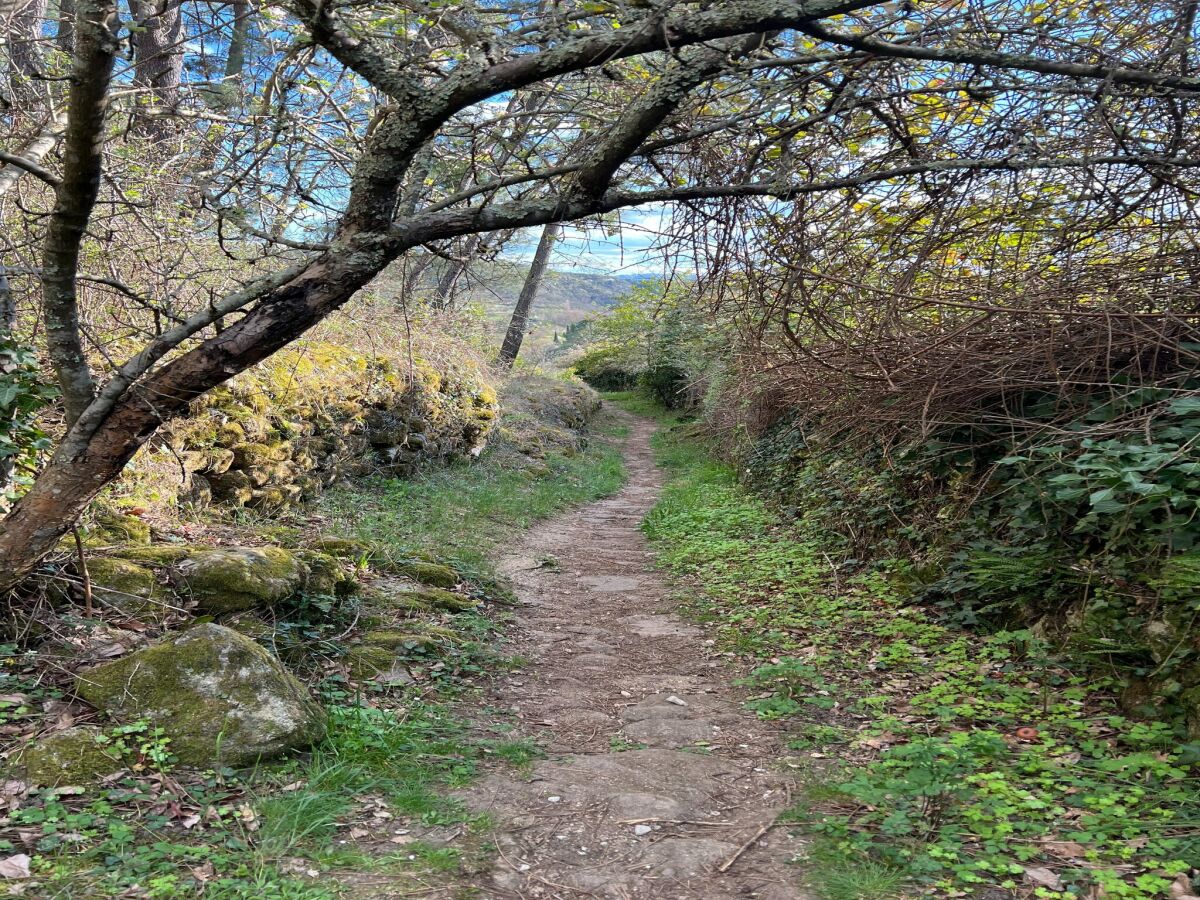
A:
320;406;627;588
609;393;1200;900
13;399;627;897
14;697;500;898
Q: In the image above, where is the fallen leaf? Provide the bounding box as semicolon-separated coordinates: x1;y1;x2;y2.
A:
1023;866;1063;891
1171;874;1200;900
180;814;201;829
236;803;259;832
0;854;30;879
1044;840;1087;861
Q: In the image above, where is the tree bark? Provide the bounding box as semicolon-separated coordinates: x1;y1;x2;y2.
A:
5;0;49;110
0;264;16;504
55;0;74;53
224;0;250;82
130;0;183;136
0;110;66;197
498;222;559;368
40;0;118;426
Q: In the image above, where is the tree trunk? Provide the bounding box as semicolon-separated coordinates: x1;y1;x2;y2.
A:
498;222;559;369
224;0;250;82
130;0;183;136
55;0;74;53
40;0;118;427
433;234;480;309
0;248;379;592
5;0;49;110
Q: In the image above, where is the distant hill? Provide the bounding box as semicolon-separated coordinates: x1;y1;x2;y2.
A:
459;263;649;324
455;262;654;359
373;257;655;361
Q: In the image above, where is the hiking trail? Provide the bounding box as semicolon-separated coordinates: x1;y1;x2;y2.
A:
452;411;809;899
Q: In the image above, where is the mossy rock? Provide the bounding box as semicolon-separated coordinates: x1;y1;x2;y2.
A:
15;726;124;787
345;645;397;679
86;557;167;619
394;561;459;588
183;474;213;508
391;594;434;615
181;448;235;475
305;537;379;562
75;624;325;768
208;469;254;505
296;550;358;598
115;544;197;566
217;421;246;444
361;628;458;651
250;486;299;512
91;511;151;545
231;441;290;470
412;587;478;612
173;547;307;615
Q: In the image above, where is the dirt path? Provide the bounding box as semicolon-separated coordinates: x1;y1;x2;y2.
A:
455;411;808;899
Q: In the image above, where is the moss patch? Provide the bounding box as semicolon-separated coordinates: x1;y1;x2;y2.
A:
114;544;199;566
173;547;307;614
91;511;151;545
85;557;166;618
16;726;124;787
393;561;459;588
345;645;397;679
296;550;358;598
361;628;458;651
412;587;478;612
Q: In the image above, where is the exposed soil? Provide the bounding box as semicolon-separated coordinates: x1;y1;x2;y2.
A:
451;411;809;899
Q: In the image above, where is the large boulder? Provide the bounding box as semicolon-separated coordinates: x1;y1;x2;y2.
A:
75;624;326;767
173;546;306;614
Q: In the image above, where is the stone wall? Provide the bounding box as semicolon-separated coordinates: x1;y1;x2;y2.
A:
127;342;498;513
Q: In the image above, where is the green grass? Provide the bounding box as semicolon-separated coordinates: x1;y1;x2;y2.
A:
320;407;626;582
635;412;1200;900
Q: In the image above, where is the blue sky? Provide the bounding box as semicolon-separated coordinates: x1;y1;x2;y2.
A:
505;206;687;276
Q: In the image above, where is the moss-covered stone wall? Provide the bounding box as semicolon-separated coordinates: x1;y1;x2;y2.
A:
126;341;498;513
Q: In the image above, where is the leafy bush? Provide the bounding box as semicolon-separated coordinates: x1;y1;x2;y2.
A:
572;345;640;391
0;339;56;506
744;388;1200;707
